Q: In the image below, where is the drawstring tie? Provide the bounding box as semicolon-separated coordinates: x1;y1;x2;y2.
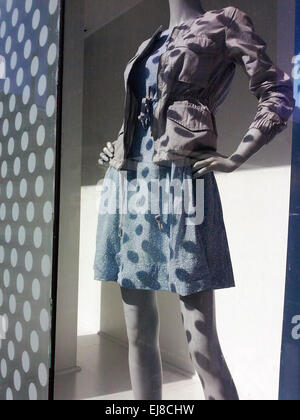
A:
155;214;163;231
118;170;126;238
155;164;163;231
138;85;163;231
138;86;156;130
118;86;163;236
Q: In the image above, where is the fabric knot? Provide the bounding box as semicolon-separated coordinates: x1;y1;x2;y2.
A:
138;86;156;129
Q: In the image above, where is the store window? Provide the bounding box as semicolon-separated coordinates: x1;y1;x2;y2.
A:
0;0;62;400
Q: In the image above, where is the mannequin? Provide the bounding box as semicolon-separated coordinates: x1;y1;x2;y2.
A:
97;0;293;401
99;0;244;401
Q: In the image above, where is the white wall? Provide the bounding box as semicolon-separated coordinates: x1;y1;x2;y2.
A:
77;186;102;336
55;0;84;373
215;164;292;400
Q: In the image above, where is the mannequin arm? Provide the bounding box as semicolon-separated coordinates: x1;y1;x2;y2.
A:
192;128;268;177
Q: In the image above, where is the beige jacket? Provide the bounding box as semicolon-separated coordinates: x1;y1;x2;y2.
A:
109;6;295;170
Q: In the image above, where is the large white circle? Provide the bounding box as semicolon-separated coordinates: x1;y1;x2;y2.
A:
22;351;30;373
22;85;31;104
45;148;54;169
32;279;41;301
29;383;37;400
30;331;39;353
36;125;45;145
24;39;32;59
18;226;26;245
39;25;48;47
5;225;11;243
13;157;21;176
15;111;22;130
5;36;12;54
19;178;27;198
46;95;55;116
6;388;13;400
47;43;57;65
38;363;48;387
32;9;40;30
10;248;18;267
31;56;39;76
0;21;6;39
10;51;17;70
23;301;32;322
12;8;19;27
3;269;10;288
13;370;21;392
7;136;14;153
21;131;29;150
0;246;5;264
26;202;35;222
12;202;19;221
6;0;13;12
29;104;37;124
28;152;36;173
40;309;49;332
25;0;33;13
33;227;42;248
25;251;33;272
18;23;25;42
16;274;24;294
6;180;13;199
9;295;16;314
38;74;47;96
2;119;9;136
16;68;24;87
8;341;15;361
49;0;59;15
15;322;23;342
35;176;44;197
9;96;16;113
43;201;52;223
1;160;7;178
41;255;51;277
1;359;7;378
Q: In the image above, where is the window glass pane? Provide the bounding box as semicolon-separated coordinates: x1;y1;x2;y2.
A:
0;0;61;400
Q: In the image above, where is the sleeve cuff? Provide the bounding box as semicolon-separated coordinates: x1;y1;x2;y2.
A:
248;112;288;144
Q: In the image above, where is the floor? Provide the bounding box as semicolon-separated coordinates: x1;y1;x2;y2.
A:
54;334;204;400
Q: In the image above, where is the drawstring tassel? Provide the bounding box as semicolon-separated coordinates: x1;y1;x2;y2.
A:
118;225;123;238
155;214;163;231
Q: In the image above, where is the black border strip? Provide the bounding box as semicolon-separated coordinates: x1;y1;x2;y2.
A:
48;0;65;401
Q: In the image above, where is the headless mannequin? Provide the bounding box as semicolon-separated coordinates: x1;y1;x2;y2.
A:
120;2;239;401
103;0;250;401
168;0;205;28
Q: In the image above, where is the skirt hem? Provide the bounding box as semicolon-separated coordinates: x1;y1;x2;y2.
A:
94;275;235;297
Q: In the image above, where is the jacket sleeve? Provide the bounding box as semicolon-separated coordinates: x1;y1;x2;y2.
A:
224;7;295;144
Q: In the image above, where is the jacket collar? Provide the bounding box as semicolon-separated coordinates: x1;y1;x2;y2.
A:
152;24;164;39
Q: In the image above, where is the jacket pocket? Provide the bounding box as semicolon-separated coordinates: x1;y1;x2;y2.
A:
160;100;217;160
167;100;215;132
173;34;220;87
174;32;219;53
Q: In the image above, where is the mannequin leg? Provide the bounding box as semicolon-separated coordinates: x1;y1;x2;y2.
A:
179;290;239;400
120;286;163;400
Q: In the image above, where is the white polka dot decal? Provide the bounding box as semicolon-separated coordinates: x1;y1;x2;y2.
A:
0;0;61;400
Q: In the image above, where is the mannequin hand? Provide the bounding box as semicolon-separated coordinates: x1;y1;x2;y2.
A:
192;152;240;178
98;142;114;166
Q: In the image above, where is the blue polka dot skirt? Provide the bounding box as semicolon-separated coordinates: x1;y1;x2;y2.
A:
93;29;235;296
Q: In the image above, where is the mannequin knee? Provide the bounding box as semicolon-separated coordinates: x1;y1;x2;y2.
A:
126;310;160;350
